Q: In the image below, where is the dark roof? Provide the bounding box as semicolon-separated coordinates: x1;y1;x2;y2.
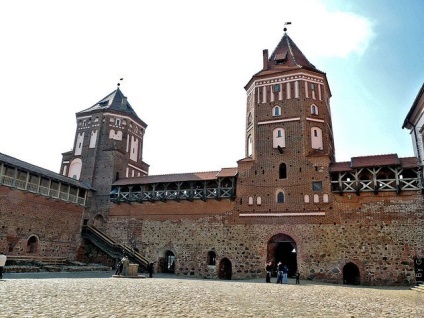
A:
330;154;418;172
402;83;424;129
0;152;92;190
255;33;324;77
77;88;147;128
112;168;238;186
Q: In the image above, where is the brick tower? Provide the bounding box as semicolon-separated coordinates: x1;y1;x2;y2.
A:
61;87;149;219
237;30;335;215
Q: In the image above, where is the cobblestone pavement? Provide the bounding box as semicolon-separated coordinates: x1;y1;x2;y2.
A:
0;272;422;317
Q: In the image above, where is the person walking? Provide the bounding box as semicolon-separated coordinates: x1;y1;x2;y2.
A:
295;271;300;284
276;262;283;284
148;262;154;278
121;255;130;276
0;252;6;279
265;262;272;283
282;265;289;284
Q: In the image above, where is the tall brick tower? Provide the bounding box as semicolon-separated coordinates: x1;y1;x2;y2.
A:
61;87;149;219
237;30;335;215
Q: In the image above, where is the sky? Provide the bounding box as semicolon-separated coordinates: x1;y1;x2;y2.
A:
1;0;423;176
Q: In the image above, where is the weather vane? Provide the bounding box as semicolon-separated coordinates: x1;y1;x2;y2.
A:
117;78;124;87
284;22;292;32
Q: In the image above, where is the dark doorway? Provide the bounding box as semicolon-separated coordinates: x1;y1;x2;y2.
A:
218;258;232;280
27;235;39;253
161;250;175;273
267;233;297;277
343;262;360;285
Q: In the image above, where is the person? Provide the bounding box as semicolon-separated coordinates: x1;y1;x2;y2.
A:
276;262;283;284
282;265;289;284
148;262;154;278
0;252;6;279
265;262;272;283
121;255;130;276
295;271;300;284
115;260;123;275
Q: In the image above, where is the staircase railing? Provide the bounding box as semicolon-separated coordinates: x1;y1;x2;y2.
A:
81;225;149;270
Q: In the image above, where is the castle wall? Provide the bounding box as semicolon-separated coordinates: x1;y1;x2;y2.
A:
104;191;423;285
0;186;84;258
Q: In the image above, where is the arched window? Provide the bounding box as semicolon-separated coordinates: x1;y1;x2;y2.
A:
248;196;254;205
311;127;323;150
247;135;253;156
279;163;287;179
207;251;216;266
273;128;285;148
311;104;318;115
272;106;281;116
256;196;262;205
313;194;319;203
323;194;329;203
304;195;310;203
68;158;82;180
277;191;285;203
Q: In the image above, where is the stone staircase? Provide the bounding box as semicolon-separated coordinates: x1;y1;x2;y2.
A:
81;225;149;270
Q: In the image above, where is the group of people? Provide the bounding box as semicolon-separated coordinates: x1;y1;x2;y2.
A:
114;255;154;278
265;261;300;284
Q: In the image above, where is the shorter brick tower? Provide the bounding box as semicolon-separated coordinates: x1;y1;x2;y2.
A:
61;87;149;219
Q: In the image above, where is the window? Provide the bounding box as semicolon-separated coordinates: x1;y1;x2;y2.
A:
273;106;281;116
304;195;310;203
323;194;329;203
311;83;315;91
273;84;280;93
279;163;287;179
312;181;323;191
247;135;253;156
256;196;262;205
248;196;253;205
273;128;285;148
207;251;216;266
116;119;121;126
277;191;285;203
311;104;318;115
313;194;319;203
311;127;323;149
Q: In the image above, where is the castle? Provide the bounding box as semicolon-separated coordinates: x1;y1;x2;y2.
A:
1;30;423;285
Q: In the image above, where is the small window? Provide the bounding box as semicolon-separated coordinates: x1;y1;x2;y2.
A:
277;130;282;138
256;196;262;205
304;195;310;203
314;129;318;137
116;119;121;126
312;181;323;191
207;251;216;266
323;194;329;203
273;106;281;116
277;191;285;203
311;105;318;115
273;84;280;93
279;163;287;179
248;196;253;205
311;83;315;91
313;194;319;203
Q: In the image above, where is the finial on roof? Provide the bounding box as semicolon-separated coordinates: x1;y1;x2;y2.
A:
117;78;124;87
283;21;292;33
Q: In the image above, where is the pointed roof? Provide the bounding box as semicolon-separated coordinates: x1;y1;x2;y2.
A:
260;33;322;76
77;88;147;127
245;32;325;89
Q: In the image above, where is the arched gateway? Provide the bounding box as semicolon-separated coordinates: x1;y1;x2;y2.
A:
343;262;360;285
267;234;297;277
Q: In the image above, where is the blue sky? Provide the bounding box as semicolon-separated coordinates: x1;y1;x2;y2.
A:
0;0;423;175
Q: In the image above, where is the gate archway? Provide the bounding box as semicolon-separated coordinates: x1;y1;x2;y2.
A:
160;250;176;273
343;262;360;285
218;258;232;280
267;233;297;277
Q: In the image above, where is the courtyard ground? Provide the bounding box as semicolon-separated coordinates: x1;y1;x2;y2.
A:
0;271;422;317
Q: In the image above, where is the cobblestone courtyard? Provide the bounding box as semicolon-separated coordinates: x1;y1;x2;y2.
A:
0;272;422;317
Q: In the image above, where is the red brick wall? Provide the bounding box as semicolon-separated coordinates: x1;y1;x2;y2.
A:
0;186;84;258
